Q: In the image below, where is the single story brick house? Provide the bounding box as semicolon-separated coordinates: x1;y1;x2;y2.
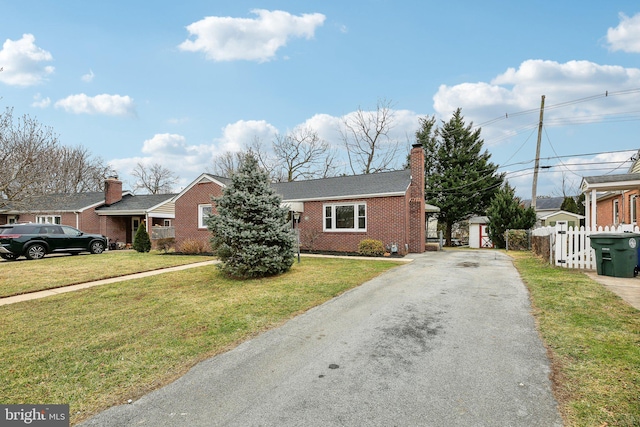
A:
581;151;640;228
0;177;175;246
172;144;428;254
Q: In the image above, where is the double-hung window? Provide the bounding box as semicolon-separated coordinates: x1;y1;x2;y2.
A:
630;195;637;224
613;199;620;225
36;215;61;224
324;203;366;231
198;204;212;229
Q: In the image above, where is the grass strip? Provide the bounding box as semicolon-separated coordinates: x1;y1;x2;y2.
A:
0;251;216;297
0;257;398;425
511;251;640;426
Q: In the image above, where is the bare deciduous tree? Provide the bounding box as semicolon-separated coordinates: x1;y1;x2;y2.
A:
272;126;337;182
39;146;114;194
131;162;179;194
209;137;280;180
0;108;114;210
340;98;400;174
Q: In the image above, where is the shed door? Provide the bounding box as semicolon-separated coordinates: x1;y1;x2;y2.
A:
480;225;493;248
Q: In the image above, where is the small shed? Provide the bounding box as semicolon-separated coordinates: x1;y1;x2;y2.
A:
539;210;584;228
469;216;492;249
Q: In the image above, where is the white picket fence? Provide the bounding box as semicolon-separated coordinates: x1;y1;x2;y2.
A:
532;222;640;270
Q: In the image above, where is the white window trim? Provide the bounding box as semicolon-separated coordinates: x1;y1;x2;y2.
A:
631;195;637;224
613;199;620;225
323;202;367;232
36;215;61;224
198;204;212;229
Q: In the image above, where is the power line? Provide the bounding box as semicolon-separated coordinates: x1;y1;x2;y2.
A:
475;88;640;129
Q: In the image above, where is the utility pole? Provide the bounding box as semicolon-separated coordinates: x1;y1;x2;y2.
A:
531;95;545;211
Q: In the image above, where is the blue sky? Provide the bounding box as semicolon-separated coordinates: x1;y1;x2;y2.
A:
2;1;640;199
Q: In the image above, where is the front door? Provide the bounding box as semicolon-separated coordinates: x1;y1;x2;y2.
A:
132;217;143;242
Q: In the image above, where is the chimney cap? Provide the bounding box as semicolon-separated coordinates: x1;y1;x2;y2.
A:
107;175;120;180
412;143;423;148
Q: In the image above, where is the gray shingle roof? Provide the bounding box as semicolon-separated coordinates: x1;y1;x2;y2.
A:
96;194;176;212
19;192;105;212
271;169;412;201
521;196;569;210
582;173;640;185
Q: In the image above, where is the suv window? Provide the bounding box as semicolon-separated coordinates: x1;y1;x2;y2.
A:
0;225;40;234
61;226;81;236
39;225;63;235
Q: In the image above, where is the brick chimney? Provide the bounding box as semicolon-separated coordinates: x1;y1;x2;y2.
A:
408;144;425;253
104;176;123;205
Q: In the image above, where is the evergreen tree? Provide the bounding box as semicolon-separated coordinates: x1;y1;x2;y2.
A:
486;182;537;249
418;109;504;245
561;196;580;214
207;153;295;279
132;222;152;253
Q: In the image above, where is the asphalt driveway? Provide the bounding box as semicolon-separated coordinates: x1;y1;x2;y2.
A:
81;250;562;427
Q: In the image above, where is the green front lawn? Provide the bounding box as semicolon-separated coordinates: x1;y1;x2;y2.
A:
0;251;216;297
0;256;399;425
512;251;640;426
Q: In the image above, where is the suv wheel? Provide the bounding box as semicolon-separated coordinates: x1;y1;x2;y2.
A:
25;243;47;260
90;241;105;254
0;253;18;261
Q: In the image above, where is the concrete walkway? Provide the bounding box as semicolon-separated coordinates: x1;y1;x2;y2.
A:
0;260;219;306
584;271;640;311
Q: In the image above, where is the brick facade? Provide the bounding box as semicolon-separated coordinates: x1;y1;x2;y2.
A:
173;148;428;254
174;179;224;250
595;190;640;227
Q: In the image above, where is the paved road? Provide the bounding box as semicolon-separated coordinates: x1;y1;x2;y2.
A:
81;250;562;427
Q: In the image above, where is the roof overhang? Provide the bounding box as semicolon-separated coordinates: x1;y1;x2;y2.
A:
282;191;406;203
281;201;304;212
581;174;640;193
539;210;585;220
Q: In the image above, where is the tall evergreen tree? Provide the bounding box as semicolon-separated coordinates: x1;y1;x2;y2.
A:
486;182;537;249
207;153;295;279
418;109;504;245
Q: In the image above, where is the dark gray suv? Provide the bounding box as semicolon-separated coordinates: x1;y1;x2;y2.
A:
0;223;107;260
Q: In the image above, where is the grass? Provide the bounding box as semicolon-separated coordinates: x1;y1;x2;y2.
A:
0;256;399;425
511;251;640;426
0;251;217;297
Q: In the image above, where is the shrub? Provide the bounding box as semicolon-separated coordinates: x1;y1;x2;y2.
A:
155;238;175;253
358;239;385;257
506;230;530;251
132;224;151;253
178;239;209;254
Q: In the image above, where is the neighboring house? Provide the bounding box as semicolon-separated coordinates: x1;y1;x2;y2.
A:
173;144;428;254
581;150;640;228
522;196;584;227
0;177;176;245
581;174;640;228
537;210;584;227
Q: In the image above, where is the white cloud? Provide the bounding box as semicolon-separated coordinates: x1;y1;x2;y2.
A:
0;34;54;86
178;9;325;62
216;119;278;151
81;69;94;82
31;93;50;108
54;93;136;116
606;12;640;53
433;59;640;146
